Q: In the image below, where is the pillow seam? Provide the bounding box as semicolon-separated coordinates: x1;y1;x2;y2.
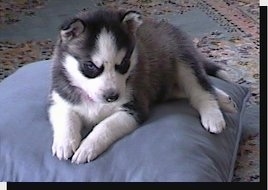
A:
227;88;251;182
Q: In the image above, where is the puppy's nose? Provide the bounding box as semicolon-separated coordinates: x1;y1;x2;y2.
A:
103;90;119;102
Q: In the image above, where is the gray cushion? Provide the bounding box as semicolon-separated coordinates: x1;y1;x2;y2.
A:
0;60;249;182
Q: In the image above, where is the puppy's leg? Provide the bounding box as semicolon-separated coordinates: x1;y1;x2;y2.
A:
170;85;237;113
49;91;82;160
201;59;237;112
177;63;226;134
71;111;137;164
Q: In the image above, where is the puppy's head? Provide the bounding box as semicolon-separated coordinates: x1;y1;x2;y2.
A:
56;9;143;103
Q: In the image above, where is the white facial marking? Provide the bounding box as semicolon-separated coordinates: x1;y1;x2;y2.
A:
92;28;117;68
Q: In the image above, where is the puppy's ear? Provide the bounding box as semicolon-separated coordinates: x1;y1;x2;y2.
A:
121;10;143;33
60;18;85;42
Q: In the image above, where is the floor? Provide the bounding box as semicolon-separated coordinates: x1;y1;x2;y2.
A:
0;0;260;182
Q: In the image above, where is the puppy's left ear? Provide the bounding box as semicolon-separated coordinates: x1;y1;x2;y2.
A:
121;10;143;33
60;18;85;42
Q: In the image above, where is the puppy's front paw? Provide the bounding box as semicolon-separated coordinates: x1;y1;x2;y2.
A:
201;109;226;134
52;134;81;160
71;138;103;164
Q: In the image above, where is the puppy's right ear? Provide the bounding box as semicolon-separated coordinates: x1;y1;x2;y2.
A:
60;18;85;42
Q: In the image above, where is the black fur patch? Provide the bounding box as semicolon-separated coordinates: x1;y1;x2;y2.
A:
80;61;104;78
203;60;221;77
190;63;214;92
122;98;147;124
115;43;135;74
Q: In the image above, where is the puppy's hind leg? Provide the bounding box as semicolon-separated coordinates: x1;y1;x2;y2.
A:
177;62;226;134
170;84;238;114
199;58;237;113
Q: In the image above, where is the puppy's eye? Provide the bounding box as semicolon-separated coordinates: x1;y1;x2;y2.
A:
81;61;104;78
115;58;130;74
84;61;96;71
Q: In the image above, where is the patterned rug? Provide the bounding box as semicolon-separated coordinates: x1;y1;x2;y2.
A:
0;0;259;182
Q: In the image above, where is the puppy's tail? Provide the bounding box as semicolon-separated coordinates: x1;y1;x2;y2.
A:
203;61;231;82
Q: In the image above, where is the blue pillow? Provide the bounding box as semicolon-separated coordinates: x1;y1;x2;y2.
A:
0;60;249;182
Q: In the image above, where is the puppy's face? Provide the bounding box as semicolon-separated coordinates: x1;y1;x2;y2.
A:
58;10;142;103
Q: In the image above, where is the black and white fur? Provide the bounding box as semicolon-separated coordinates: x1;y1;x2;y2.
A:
48;9;237;164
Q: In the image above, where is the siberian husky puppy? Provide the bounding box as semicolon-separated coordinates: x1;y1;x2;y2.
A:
48;9;237;164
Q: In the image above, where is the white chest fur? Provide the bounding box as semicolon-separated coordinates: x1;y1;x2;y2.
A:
73;100;120;126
